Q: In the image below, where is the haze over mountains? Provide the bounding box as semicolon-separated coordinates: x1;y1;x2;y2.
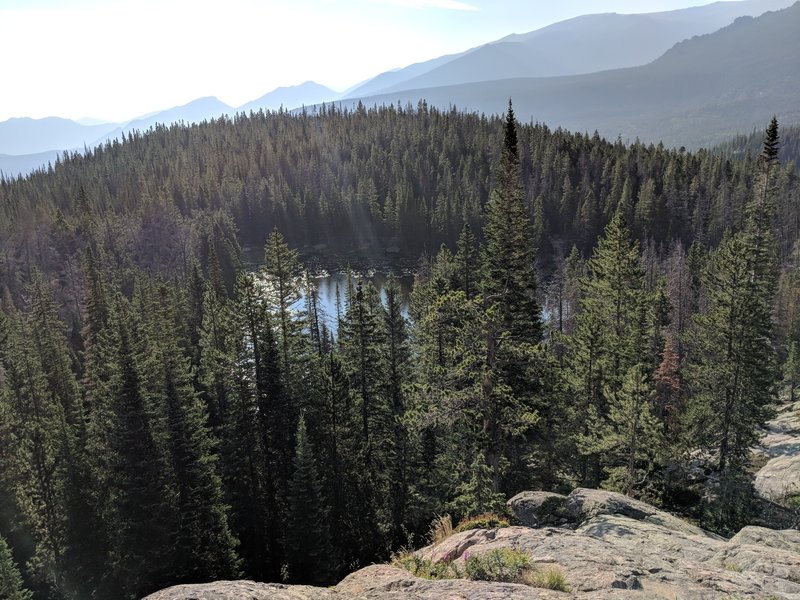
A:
1;0;797;177
347;1;800;148
342;0;792;96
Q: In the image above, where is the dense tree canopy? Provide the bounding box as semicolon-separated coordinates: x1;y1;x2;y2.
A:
0;104;797;598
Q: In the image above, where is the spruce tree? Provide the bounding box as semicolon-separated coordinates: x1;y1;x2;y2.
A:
568;212;649;485
383;276;411;541
478;101;544;492
285;416;335;584
451;451;506;519
221;315;270;581
105;298;178;598
149;284;241;583
600;364;663;495
0;310;67;595
0;534;32;600
686;120;780;477
482;100;541;342
263;229;305;381
454;224;480;300
685;232;778;473
232;272;286;580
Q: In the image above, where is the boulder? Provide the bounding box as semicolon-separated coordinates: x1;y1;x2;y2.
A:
753;401;800;503
730;526;800;553
507;491;568;527
564;488;715;538
754;454;800;500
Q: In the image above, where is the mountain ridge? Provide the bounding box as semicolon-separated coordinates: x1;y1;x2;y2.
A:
1;0;798;175
335;2;800;149
354;0;794;96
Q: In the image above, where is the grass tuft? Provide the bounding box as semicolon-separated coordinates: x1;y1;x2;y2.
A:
428;514;454;544
454;512;510;533
393;547;570;592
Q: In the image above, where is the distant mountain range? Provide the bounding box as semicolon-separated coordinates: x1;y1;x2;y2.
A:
0;0;796;177
239;81;337;114
342;1;800;149
343;0;793;97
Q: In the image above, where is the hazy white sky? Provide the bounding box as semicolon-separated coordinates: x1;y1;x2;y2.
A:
0;0;723;122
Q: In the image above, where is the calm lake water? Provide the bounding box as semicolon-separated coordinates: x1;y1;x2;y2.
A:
302;272;413;334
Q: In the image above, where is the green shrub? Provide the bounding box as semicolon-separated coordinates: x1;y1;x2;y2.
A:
393;547;570;591
526;566;571;591
391;551;461;579
454;512;510;533
464;548;531;582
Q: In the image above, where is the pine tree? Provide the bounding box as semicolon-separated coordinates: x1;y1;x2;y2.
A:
454;224;479;300
263;229;304;381
601;364;663;495
0;309;67;595
198;283;233;431
482;100;541;342
285;416;335;584
685;232;778;473
0;534;32;600
105;297;178;598
686;121;780;477
221;314;270;581
478;101;544;492
232;272;286;580
451;451;506;519
149;284;241;583
340;279;387;467
568;212;650;485
383;276;411;541
338;277;393;561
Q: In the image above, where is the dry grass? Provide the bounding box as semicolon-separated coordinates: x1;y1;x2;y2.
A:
523;565;571;591
428;514;454;545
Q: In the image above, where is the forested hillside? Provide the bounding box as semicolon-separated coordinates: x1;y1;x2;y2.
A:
0;105;798;599
718;123;800;167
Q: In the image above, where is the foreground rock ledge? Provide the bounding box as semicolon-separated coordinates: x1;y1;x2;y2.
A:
145;488;800;600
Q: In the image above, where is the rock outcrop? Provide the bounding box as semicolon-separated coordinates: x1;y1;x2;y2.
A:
754;401;800;502
146;487;800;600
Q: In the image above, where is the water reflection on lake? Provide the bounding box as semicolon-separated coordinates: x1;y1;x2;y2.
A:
308;272;413;334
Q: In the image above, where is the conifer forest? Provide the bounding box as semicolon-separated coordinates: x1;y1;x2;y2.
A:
0;103;799;599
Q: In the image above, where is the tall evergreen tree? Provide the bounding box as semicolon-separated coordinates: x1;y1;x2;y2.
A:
383;276;411;541
686;120;780;477
0;309;67;595
568;212;650;486
104;297;178;598
482;100;541;342
454;224;480;300
0;534;32;600
285;416;335;585
232;272;286;580
685;232;778;473
600;364;663;495
478;101;544;492
148;284;241;583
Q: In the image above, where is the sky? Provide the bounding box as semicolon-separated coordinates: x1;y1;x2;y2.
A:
0;0;726;122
